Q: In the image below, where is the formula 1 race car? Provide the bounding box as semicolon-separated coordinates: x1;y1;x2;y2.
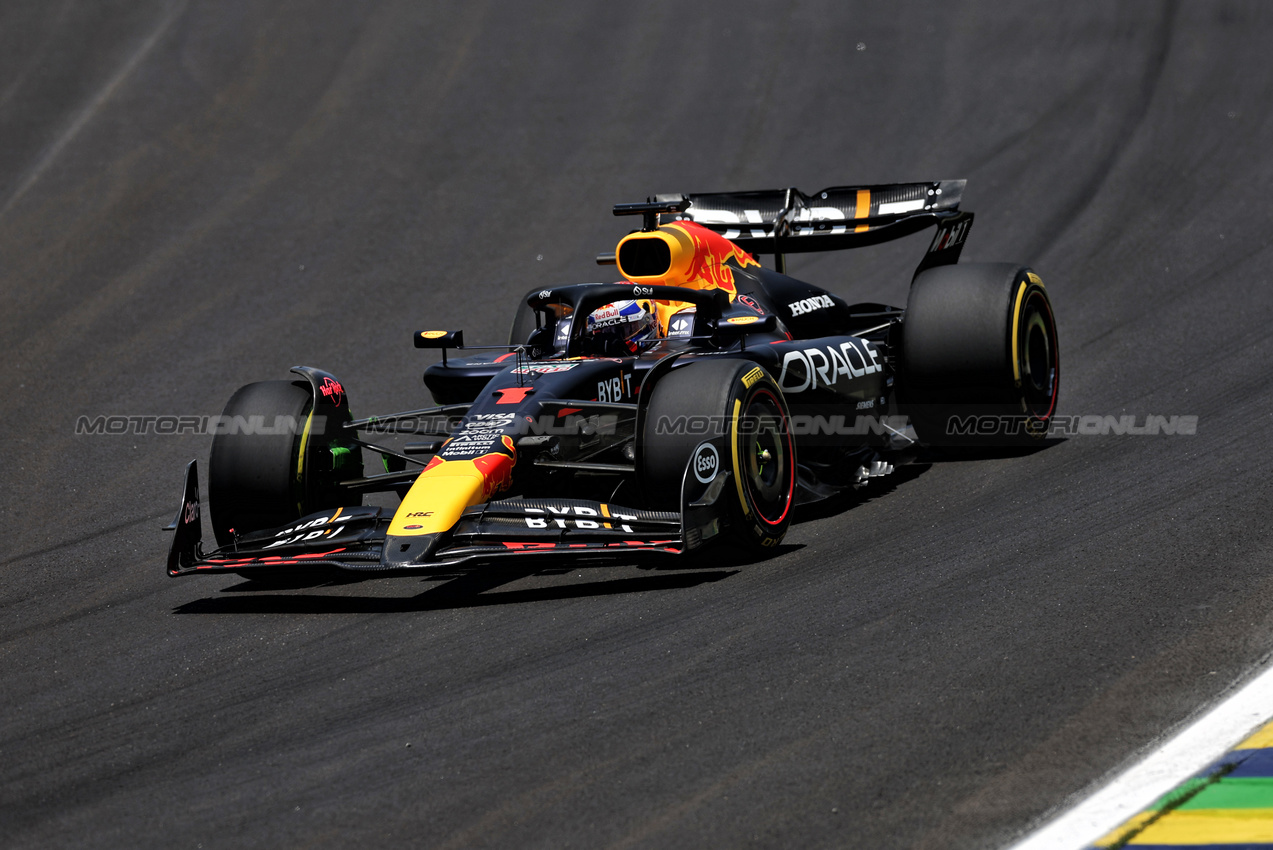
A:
165;180;1059;579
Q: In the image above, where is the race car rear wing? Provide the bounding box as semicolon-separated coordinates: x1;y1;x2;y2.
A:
639;180;973;275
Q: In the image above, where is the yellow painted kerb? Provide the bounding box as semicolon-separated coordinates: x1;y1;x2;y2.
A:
1131;809;1273;843
1093;811;1156;847
1238;720;1273;750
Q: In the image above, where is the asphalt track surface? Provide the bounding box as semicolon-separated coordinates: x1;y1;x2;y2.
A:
3;2;1273;848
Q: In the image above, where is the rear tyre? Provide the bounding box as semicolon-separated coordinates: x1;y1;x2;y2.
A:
642;360;795;550
208;380;361;547
902;263;1059;446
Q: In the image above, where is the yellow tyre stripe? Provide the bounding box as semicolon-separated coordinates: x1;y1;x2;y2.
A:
1010;280;1028;386
730;398;750;517
295;408;314;514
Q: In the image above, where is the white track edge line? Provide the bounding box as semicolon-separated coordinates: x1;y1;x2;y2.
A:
1006;657;1273;850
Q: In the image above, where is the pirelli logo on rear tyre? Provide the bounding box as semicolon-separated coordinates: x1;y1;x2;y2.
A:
742;367;764;389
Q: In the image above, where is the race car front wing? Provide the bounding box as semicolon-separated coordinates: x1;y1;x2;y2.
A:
164;450;730;577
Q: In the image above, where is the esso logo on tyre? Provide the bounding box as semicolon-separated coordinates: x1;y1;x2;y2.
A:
693;443;719;483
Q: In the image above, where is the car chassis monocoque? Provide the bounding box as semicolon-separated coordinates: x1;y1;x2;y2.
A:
165;180;1059;580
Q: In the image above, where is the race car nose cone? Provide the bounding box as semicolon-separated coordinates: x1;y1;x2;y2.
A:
381;532;444;567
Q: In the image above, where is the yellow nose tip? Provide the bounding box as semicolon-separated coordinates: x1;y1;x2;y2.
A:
388;463;488;536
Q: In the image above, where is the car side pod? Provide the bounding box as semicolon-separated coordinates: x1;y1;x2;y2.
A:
164;459;204;575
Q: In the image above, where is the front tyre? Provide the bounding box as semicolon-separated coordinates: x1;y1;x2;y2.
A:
642;360;795;550
208;380;361;547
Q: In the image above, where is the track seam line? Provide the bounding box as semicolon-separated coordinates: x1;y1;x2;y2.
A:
0;0;187;219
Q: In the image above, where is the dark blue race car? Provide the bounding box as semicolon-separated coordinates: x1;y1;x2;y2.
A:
165;181;1059;580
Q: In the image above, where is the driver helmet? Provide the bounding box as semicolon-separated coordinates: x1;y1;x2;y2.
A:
583;299;660;355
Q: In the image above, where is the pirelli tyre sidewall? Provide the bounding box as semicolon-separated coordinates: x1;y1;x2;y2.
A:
902;263;1059;447
208;379;362;549
642;359;796;550
209;380;312;547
